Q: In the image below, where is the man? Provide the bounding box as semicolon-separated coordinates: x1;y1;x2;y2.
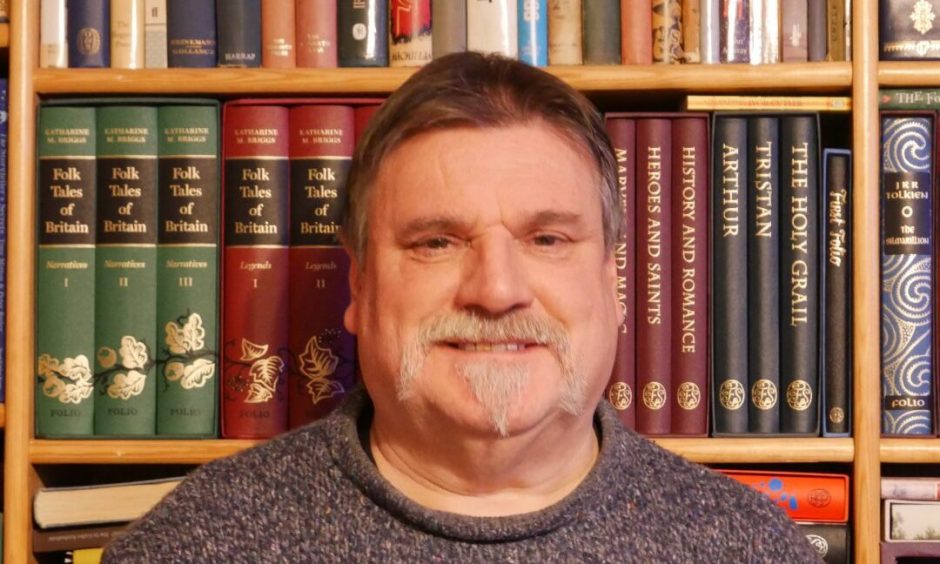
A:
104;52;821;562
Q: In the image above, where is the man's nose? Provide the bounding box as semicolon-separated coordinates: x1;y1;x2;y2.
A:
455;234;534;316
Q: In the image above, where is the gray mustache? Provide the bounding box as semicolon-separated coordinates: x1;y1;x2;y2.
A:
416;311;571;351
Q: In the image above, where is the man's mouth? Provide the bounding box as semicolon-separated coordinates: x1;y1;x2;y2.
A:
444;342;534;353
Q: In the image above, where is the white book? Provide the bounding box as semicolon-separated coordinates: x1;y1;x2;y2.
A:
884;499;940;542
467;0;518;57
882;477;940;501
34;476;184;529
144;0;168;68
39;0;68;68
761;0;780;62
700;0;720;63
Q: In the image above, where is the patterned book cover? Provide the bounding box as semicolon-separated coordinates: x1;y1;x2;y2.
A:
548;0;582;64
823;148;851;435
652;0;683;63
338;0;389;66
262;0;297;68
432;0;466;58
68;0;111;67
296;0;338;67
389;0;433;67
880;0;940;59
40;0;69;68
798;523;850;564
518;0;548;66
144;0;167;68
720;469;850;522
217;0;262;68
881;114;934;436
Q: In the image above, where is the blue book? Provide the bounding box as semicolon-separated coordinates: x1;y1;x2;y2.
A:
881;114;934;436
518;0;547;66
67;0;110;67
217;0;261;67
167;0;217;67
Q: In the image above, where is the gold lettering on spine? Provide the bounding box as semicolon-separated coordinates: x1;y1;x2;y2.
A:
646;146;663;326
680;145;697;353
828;189;848;267
239;166;278;236
721;144;741;237
789;142;809;326
753;141;773;238
615;147;628;333
165;166;208;234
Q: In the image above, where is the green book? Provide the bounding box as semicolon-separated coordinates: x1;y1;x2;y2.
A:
36;106;97;437
93;106;159;436
156;104;220;437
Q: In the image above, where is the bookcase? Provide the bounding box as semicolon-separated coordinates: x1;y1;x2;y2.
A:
0;0;899;561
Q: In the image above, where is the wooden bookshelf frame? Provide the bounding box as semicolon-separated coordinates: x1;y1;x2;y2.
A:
0;0;904;561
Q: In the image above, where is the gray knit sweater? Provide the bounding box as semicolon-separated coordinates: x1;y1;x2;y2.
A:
103;391;823;563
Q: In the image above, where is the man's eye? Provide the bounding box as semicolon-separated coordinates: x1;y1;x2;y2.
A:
533;234;561;246
423;237;451;250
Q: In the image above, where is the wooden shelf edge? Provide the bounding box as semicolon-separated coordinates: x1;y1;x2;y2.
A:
881;439;940;463
29;439;263;464
32;63;853;95
652;438;854;463
880;62;940;86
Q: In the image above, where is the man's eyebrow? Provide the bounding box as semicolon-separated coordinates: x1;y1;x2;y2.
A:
397;215;469;240
519;210;587;231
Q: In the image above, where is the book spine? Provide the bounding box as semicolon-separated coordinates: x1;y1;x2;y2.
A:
824;149;851;435
605;117;636;430
684;95;851;112
354;104;381;146
518;0;548;66
41;0;69;68
721;470;849;522
880;89;940;109
94;105;159;436
881;477;940;500
711;116;748;434
111;0;145;69
167;0;217;67
36;106;97;437
620;0;652;64
144;0;167;68
747;116;780;434
670;117;708;435
583;0;620;64
287;105;357;427
683;0;701;63
156;104;220;437
747;0;762;62
781;0;808;61
389;0;433;67
759;0;779;62
807;0;826;60
779;115;820;434
881;114;934;436
636;118;672;435
797;523;849;564
33;524;127;553
68;0;111;67
719;0;748;62
467;0;518;57
700;0;719;63
296;0;338;67
262;0;297;68
652;0;683;63
431;0;466;58
338;0;389;66
222;105;290;438
826;0;845;61
217;0;262;68
548;0;582;64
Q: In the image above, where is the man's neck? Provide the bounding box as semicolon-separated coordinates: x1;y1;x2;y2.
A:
368;411;600;517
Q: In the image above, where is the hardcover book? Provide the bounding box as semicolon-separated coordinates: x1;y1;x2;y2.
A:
389;0;433;67
682;0;701;63
700;0;719;63
881;0;940;59
884;499;940;541
262;0;297;68
620;0;652;64
826;0;845;60
432;0;466;57
719;0;748;62
167;0;217;67
823;148;851;436
68;0;111;67
583;0;621;64
33;477;183;529
808;0;827;60
296;0;338;67
882;476;940;500
40;0;69;68
880;113;934;436
217;0;262;67
144;0;167;68
652;0;683;63
338;0;389;66
518;0;548;66
548;0;582;64
880;88;940;109
36;105;98;438
799;522;850;564
781;0;808;61
110;0;145;68
467;0;518;57
32;523;128;553
881;541;940;562
719;469;850;522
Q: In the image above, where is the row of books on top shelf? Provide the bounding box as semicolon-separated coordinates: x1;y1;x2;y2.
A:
35;95;855;440
881;476;940;562
27;469;849;562
39;0;850;71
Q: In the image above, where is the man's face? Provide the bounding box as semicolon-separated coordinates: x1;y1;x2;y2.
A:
345;123;621;439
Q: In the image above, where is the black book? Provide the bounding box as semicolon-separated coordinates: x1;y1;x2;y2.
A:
712;116;749;434
338;0;389;67
824;149;851;435
799;522;850;564
779;115;820;434
217;0;262;67
881;0;940;59
747;116;780;434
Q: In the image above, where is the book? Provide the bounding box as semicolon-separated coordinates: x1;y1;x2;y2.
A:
144;0;167;68
752;0;779;63
719;0;748;62
719;469;850;522
155;103;220;437
262;0;297;68
68;0;111;67
882;477;940;500
808;0;826;60
880;88;940;109
221;104;290;438
781;0;808;61
110;0;145;68
799;522;850;564
431;0;466;58
884;499;940;541
683;95;851;112
167;0;217;67
683;0;701;63
33;523;128;553
288;105;357;427
93;105;159;437
747;116;781;434
823;148;851;435
583;0;620;64
33;477;183;529
670;116;708;436
826;0;845;60
389;0;433;67
518;0;548;66
467;0;518;57
548;0;582;64
700;0;719;63
779;115;820;435
216;0;262;68
60;547;105;564
881;541;940;562
711;115;749;435
296;0;338;67
0;82;6;404
620;0;652;64
40;0;69;68
635;118;672;435
652;0;683;63
881;0;940;59
338;0;389;66
36;105;98;438
354;104;381;146
880;113;934;436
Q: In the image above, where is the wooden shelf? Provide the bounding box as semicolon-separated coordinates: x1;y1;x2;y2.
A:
881;439;940;463
32;63;853;95
652;438;854;463
880;62;940;86
29;439;262;464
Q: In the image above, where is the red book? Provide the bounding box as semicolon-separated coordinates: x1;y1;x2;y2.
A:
604;117;637;430
389;0;432;67
221;104;291;438
296;0;336;67
287;105;358;428
719;470;850;523
670;116;709;435
262;0;297;68
635;118;672;435
354;103;382;146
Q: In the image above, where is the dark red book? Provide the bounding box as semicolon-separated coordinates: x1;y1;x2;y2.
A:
635;118;673;435
287;105;357;428
603;116;637;430
296;0;337;67
670;116;709;436
221;104;291;438
354;104;382;146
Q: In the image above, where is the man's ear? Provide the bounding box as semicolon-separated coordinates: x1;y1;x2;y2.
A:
344;245;361;335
